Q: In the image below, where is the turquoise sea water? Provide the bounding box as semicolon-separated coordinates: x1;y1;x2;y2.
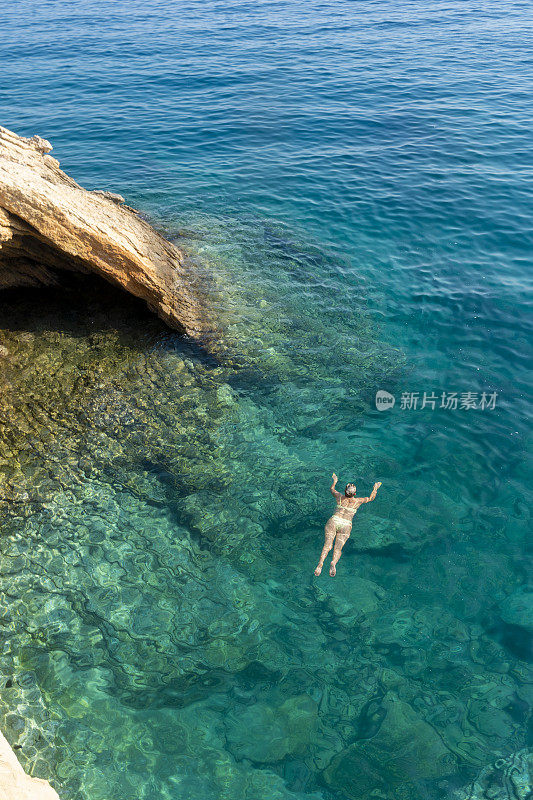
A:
1;1;532;798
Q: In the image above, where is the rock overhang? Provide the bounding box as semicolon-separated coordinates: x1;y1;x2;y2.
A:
0;126;210;338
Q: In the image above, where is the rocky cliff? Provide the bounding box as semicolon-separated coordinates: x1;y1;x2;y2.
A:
0;126;209;336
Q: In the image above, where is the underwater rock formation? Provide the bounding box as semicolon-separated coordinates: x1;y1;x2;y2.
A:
0;126;208;336
323;695;457;798
0;729;59;799
454;749;533;800
225;695;318;763
498;588;533;633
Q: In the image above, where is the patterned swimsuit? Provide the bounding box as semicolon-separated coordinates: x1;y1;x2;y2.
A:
331;502;357;528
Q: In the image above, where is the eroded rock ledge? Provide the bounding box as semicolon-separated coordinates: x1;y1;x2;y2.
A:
0;126;209;336
0;729;59;800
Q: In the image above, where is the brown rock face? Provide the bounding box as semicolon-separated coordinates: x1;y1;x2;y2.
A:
0;126;209;336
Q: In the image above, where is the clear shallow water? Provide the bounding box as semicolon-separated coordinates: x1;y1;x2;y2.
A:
1;1;532;799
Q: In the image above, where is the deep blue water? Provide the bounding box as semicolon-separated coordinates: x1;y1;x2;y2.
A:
0;1;532;799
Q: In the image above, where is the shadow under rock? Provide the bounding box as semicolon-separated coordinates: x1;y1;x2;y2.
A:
0;271;220;366
487;620;533;663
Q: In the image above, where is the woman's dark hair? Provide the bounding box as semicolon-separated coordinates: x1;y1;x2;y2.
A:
345;483;356;497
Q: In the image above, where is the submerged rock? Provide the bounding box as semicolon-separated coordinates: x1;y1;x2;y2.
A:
322;695;457;798
498;588;533;633
0;126;209;336
312;575;385;625
453;749;533;800
225;694;318;763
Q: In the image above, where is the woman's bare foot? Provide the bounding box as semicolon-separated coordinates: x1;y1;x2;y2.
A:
329;563;336;576
314;564;323;576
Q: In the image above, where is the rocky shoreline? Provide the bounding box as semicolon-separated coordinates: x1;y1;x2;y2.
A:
0;126;210;337
0;125;221;800
0;728;59;799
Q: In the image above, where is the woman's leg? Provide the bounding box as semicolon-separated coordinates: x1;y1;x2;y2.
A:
329;527;351;576
314;519;336;575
